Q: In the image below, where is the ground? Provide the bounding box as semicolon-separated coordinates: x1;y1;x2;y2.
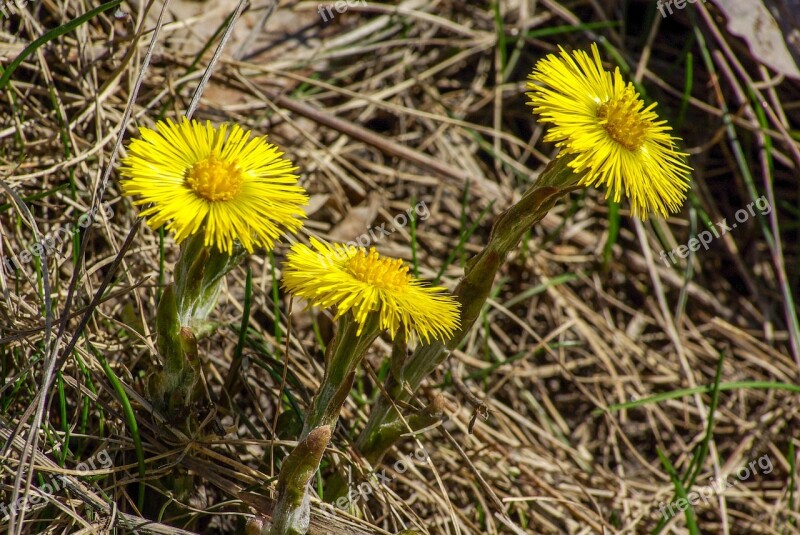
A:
1;1;799;534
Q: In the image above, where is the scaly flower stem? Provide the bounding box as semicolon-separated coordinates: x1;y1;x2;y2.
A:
148;232;245;423
301;313;381;439
268;313;380;534
350;156;586;477
266;426;332;535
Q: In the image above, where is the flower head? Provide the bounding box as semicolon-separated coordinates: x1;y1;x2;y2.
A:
283;237;460;343
120;118;308;254
526;43;691;218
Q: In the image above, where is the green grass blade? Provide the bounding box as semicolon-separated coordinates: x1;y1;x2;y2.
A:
94;347;146;511
654;449;699;534
235;266;253;361
602;200;620;270
682;351;725;489
0;0;122;90
594;381;800;415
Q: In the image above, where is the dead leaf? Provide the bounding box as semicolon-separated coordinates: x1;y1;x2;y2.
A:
328;191;383;241
712;0;800;79
303;193;330;217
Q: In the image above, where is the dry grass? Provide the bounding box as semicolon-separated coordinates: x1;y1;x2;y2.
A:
1;0;799;534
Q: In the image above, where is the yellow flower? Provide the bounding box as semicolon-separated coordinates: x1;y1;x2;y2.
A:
120;118;308;254
282;237;460;343
526;43;691;218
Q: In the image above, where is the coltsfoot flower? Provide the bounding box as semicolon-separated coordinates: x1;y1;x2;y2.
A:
282;237;460;343
526;43;691;218
120;118;308;254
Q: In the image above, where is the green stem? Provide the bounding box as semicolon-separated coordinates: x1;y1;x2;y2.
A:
349;156;586;483
267;426;332;535
148;232;245;423
301;314;380;439
268;314;380;534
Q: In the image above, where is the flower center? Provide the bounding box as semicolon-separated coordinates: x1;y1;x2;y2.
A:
347;248;411;292
186;155;243;201
597;89;649;151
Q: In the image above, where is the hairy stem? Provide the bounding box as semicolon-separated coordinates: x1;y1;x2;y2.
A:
267;314;380;534
348;156;586;483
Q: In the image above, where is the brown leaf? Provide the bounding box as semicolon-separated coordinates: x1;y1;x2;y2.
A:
713;0;800;79
328;191;383;242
